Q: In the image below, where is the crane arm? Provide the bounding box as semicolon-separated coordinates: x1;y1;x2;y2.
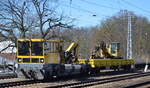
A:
65;42;78;63
65;42;78;52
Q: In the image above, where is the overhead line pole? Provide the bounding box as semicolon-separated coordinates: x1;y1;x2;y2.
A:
127;13;132;59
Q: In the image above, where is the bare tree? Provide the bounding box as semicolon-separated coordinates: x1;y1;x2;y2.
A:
0;0;36;52
0;0;73;52
0;0;35;40
32;0;73;39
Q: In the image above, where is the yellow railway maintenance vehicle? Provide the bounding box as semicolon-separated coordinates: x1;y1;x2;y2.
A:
17;39;135;80
17;39;88;80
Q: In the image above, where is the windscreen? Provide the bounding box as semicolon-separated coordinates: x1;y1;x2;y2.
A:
18;41;30;56
111;43;117;54
31;42;43;56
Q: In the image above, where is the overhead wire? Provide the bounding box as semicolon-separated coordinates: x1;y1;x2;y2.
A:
61;2;111;17
61;0;135;27
80;0;150;17
121;0;150;16
80;0;121;10
77;0;127;19
62;0;150;26
61;2;110;26
116;0;123;10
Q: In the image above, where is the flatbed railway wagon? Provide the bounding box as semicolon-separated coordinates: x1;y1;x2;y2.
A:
78;59;135;73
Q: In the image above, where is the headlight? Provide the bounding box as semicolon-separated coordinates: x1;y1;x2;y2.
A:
40;58;44;63
18;58;22;62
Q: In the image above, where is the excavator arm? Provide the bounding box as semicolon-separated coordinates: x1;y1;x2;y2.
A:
65;42;78;63
66;42;78;52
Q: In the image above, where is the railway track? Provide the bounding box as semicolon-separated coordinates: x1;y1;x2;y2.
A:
0;73;17;79
0;79;42;88
0;71;150;88
48;71;150;88
124;80;150;88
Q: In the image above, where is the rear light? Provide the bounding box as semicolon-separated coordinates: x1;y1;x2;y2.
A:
40;58;44;63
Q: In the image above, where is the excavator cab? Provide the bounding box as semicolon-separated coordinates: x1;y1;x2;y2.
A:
109;42;120;57
91;41;121;59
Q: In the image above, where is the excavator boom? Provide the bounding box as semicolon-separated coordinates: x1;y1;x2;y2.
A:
64;42;78;63
66;42;78;52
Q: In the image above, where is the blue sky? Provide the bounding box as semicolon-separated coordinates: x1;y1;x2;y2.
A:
55;0;150;27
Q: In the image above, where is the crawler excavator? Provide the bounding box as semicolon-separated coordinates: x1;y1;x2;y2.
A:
91;41;122;59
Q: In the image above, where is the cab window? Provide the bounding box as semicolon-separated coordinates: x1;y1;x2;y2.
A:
18;41;30;56
31;42;43;56
111;43;117;54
